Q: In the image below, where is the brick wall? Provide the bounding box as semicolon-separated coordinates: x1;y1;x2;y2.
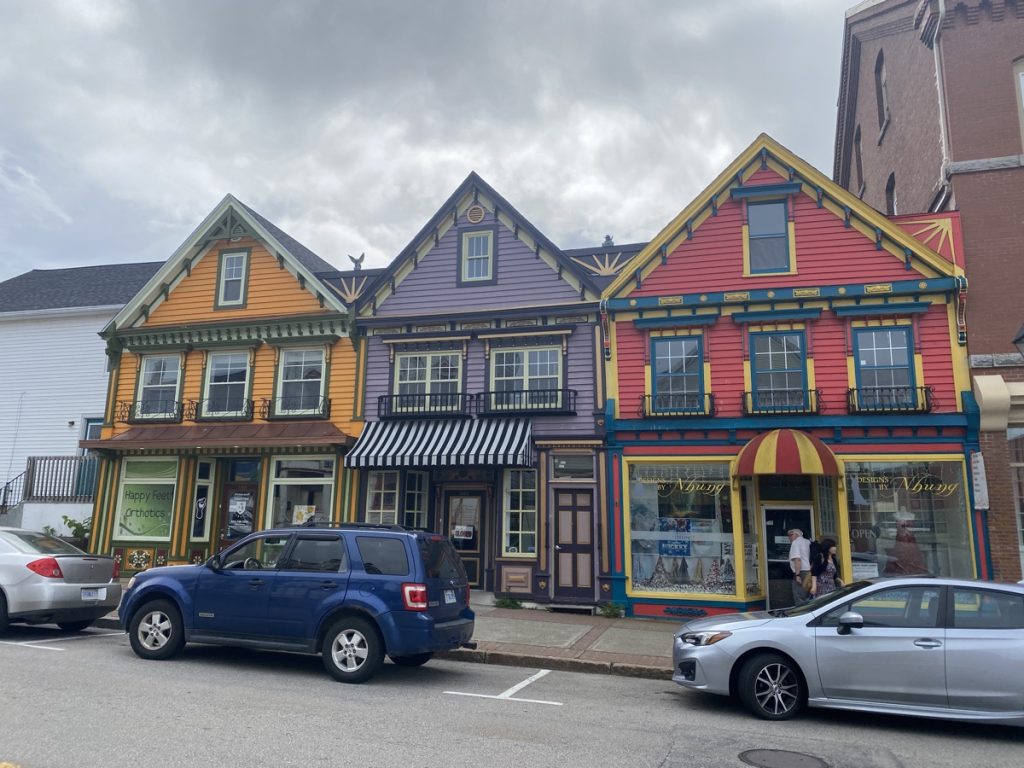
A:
978;430;1024;582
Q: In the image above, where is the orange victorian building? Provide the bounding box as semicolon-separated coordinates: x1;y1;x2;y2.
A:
84;196;369;572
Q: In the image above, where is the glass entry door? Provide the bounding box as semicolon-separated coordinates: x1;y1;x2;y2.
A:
444;491;485;589
762;505;813;609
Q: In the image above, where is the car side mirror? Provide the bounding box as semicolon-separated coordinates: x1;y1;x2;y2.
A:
207;555;222;571
837;611;864;635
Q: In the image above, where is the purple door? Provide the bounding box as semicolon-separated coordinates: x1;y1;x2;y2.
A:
553;489;594;602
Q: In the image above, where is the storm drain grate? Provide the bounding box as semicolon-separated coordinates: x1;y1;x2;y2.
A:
739;749;829;768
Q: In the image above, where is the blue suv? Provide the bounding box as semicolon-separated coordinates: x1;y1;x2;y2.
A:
119;524;475;683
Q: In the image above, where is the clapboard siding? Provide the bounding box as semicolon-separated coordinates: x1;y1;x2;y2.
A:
146;236;328;326
374;208;583;317
0;309;114;484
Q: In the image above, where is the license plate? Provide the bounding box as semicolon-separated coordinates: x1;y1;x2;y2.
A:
81;588;99;601
444;589;456;604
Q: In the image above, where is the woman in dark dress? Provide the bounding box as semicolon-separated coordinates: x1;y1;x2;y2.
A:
810;538;842;597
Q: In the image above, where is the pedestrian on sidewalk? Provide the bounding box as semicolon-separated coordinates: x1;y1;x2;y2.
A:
788;528;812;605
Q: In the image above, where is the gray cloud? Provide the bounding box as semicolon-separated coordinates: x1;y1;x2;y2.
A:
0;0;851;283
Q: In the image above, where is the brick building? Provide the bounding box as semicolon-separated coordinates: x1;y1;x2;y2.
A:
833;0;1024;580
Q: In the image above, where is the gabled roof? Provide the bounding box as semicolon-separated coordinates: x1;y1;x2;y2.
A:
605;133;962;299
0;262;163;314
106;195;347;333
358;172;602;316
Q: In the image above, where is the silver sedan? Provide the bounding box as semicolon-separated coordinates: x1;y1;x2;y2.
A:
0;527;122;633
672;577;1024;725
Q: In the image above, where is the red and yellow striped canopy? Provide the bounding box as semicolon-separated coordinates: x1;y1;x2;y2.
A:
734;429;839;476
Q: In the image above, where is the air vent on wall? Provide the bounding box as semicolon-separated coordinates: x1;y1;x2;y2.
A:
466;204;486;224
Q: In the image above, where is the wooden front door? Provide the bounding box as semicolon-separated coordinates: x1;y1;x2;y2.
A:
444;491;486;589
553;489;594;602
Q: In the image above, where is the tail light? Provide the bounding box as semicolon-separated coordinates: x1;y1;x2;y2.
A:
27;558;64;579
402;583;428;611
112;558;121;580
465;584;471;606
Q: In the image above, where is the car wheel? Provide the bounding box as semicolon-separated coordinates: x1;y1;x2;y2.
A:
737;653;805;721
322;616;383;683
0;592;9;635
128;599;185;660
57;620;94;632
389;652;433;667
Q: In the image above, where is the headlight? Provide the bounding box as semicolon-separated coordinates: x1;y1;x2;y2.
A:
681;630;732;646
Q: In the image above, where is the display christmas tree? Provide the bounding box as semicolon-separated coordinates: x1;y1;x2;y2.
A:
722;557;735;582
702;558;722;591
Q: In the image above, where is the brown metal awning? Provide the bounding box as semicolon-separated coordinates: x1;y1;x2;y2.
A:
81;422;354;453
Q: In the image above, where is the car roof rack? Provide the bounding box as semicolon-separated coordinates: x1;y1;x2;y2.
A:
289;520;411;532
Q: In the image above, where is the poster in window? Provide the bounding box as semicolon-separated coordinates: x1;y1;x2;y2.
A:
292;504;316;526
191;487;209;538
228;492;254;538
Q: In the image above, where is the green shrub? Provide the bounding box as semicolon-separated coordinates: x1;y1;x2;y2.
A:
597;602;625;618
61;515;91;538
494;596;523;609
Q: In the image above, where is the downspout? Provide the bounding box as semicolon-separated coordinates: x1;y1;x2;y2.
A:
932;0;952;213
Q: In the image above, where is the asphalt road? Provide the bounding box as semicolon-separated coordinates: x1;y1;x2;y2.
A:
0;625;1021;768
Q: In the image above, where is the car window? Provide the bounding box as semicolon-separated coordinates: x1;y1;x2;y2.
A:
2;530;84;555
822;586;942;628
355;536;409;576
952;588;1024;630
222;535;290;569
280;536;347;573
418;536;466;580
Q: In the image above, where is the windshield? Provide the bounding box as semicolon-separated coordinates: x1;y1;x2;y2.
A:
3;530;85;555
770;580;872;617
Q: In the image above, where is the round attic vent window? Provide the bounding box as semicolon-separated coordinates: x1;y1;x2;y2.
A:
466;204;486;224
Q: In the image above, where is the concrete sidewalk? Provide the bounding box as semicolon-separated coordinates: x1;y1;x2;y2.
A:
99;595;677;680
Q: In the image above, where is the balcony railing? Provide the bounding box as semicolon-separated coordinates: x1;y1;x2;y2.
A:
742;389;823;415
1;456;100;512
115;400;184;424
378;392;474;419
847;386;933;414
640;393;716;417
260;396;331;420
185;398;255;421
476;389;577;414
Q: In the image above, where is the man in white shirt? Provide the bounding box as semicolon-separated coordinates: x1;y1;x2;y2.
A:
788;528;812;605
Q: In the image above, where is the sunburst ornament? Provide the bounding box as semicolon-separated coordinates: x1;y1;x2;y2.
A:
571;251;633;277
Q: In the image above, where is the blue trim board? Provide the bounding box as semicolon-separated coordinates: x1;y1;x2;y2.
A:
633;315;718;329
731;308;821;323
609;413;970;433
730;182;802;199
833;302;931;318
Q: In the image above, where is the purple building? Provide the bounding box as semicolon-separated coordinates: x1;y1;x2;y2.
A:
345;173;637;605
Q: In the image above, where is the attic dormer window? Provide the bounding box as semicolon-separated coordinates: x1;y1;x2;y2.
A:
458;228;496;286
216;249;250;308
746;200;791;274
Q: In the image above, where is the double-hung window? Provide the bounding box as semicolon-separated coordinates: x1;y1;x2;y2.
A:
751;332;807;411
404;472;428;529
278;348;325;415
137;355;181;419
459;230;494;284
217;250;249;307
395;352;461;413
747;201;791;273
491;346;561;410
652;337;704;413
503;469;537;557
365;470;399;525
205;352;250;417
854;327;914;408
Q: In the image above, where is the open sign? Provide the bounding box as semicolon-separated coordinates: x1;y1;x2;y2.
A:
452;525;474;540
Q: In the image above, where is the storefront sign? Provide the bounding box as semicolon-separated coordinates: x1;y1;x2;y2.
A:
118;483;174;539
970;451;989;510
850;473;959;498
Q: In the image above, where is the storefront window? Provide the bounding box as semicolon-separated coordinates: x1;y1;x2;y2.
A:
740;482;762;597
190;460;214;541
114;459;178;541
503;469;537;556
366;470;399;525
845;460;972;579
269;457;334;528
628;462;737;595
1010;430;1024;556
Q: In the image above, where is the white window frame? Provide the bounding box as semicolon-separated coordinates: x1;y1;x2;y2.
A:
1010;429;1024;571
267;455;336;529
135;354;182;419
113;457;179;543
461;231;493;282
218;250;248;307
502;469;537;558
404;471;428;529
365;470;399;525
276;347;326;415
490;345;562;410
190;460;215;542
203;351;251;417
394;351;462;411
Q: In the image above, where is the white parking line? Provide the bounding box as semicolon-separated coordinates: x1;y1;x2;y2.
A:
0;631;123;651
444;669;563;706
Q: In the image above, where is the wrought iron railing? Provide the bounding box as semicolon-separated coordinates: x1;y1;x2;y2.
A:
0;471;25;515
115;399;184;424
476;389;577;414
1;457;100;512
847;386;933;414
378;392;474;418
260;396;332;419
640;393;715;417
185;398;255;421
742;389;823;415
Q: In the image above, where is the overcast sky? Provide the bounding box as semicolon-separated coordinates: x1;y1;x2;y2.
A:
0;0;854;284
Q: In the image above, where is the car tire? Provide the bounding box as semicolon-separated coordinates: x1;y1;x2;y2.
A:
389;652;433;667
128;599;185;661
0;592;9;635
737;652;805;721
57;620;94;632
322;616;384;683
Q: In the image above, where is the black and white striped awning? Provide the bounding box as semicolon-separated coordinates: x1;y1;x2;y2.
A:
344;419;532;468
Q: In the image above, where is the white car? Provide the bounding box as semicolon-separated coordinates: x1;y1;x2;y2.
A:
673;577;1024;725
0;527;121;633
